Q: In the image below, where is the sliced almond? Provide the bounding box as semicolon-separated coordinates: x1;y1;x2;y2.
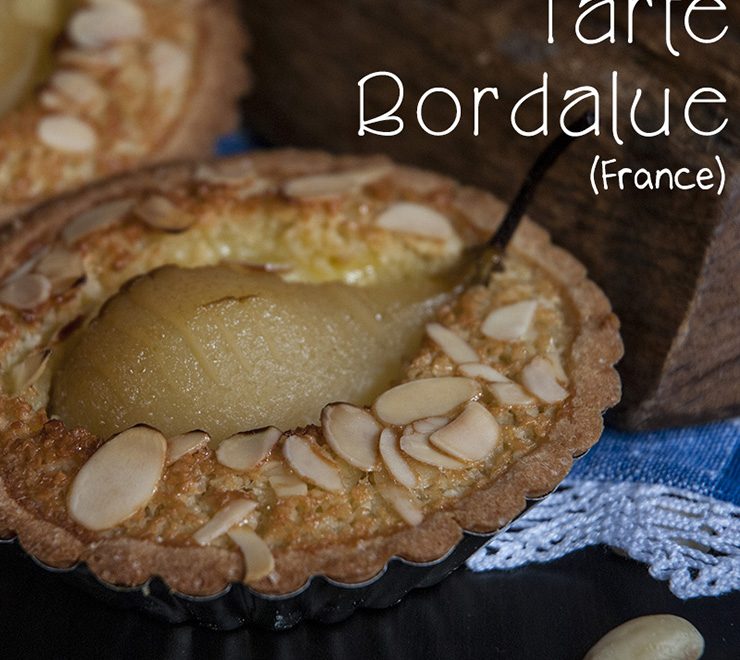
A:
67;426;166;531
489;382;535;406
134;194;194;232
58;45;123;69
62;198;135;244
426;323;478;364
429;402;501;462
34;245;85;293
39;90;63;111
379;428;417;489
192;499;258;546
412;416;450;434
379;485;424;526
195;160;255;186
9;349;51;395
269;474;308;498
3;249;47;285
68;2;144;49
374;377;480;426
234;178;273;199
50;70;104;110
149;39;190;92
216;427;281;472
376;202;456;241
321;403;380;471
482;300;537;341
228;527;275;583
545;339;569;383
37;115;97;153
520;356;569;404
259;460;286;478
166;430;209;465
399;432;465;470
283;435;343;493
0;273;51;310
458;362;510;383
283;166;390;200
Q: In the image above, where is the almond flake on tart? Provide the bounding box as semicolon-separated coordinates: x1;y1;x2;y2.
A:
0;0;249;221
0;150;622;595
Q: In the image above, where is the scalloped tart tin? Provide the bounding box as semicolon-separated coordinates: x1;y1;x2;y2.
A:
3;504;541;630
0;151;621;631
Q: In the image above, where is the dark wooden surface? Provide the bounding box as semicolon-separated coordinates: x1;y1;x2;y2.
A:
239;0;740;430
0;542;737;659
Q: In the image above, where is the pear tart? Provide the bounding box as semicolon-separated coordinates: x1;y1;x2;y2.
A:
0;151;622;597
0;0;249;221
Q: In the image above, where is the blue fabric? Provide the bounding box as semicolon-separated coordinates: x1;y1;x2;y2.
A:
212;133;740;509
215;132;266;156
570;420;740;506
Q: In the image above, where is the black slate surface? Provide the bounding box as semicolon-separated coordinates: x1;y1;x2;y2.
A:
1;543;737;659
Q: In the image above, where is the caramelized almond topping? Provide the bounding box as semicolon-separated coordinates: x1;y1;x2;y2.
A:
3;251;45;284
195;160;255;186
0;273;51;310
192;499;258;546
50;70;104;109
545;340;569;383
10;349;51;395
269;474;308;498
426;323;478;364
166;431;210;465
63;198;135;245
374;377;480;425
228;527;276;583
134;195;194;232
37;115;97;153
399;431;465;470
322;403;380;471
379;485;424;526
458;362;510;383
429;402;501;462
283;166;390;200
412;416;449;434
283;435;344;492
520;356;569;404
482;301;537;341
67;426;166;531
68;2;144;49
34;245;85;293
216;427;281;472
489;382;535;406
149;39;190;92
379;428;417;489
376;202;456;241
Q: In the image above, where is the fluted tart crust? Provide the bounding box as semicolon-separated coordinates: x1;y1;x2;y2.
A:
0;151;622;596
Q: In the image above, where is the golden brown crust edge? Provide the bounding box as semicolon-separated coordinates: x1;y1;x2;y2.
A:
0;150;623;597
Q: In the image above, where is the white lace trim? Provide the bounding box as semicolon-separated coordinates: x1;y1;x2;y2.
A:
466;480;740;599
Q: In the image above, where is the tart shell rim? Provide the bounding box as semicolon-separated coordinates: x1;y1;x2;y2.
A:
0;150;623;596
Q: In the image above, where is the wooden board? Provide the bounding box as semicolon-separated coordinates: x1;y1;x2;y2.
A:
240;0;740;430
